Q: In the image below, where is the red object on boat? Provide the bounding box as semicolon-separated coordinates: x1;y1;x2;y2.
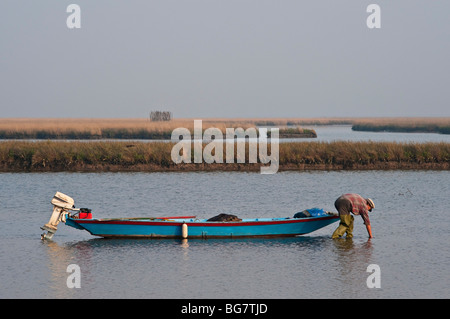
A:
79;208;92;219
79;212;92;219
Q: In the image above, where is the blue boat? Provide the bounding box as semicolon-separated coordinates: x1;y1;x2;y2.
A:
41;192;339;240
64;215;339;239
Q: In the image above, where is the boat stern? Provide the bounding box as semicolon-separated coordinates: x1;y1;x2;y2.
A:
40;192;92;240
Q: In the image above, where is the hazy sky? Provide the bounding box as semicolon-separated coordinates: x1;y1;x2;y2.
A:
1;1;449;118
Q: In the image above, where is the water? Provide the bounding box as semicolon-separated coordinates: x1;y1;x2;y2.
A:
298;125;450;143
1;127;448;299
1;170;449;299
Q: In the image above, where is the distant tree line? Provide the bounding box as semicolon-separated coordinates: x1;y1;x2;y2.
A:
150;111;172;121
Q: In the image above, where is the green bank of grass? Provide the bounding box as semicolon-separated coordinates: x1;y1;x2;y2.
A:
0;141;173;170
1;140;449;171
352;122;450;135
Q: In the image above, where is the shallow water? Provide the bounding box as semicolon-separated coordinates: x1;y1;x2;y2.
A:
0;170;448;298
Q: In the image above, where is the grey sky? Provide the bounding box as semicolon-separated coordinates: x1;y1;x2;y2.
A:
1;1;449;118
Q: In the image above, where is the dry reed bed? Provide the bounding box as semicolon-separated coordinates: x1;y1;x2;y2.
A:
0;118;318;139
1;140;449;172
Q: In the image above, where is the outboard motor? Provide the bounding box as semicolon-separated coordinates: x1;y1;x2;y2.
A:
41;192;78;240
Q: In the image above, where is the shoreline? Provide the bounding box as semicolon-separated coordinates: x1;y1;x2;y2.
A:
1;162;448;173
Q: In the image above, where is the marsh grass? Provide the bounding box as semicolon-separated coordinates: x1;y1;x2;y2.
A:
279;141;450;168
1;117;449;171
1;140;448;172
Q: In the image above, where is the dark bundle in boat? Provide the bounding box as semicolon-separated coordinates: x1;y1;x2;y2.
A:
207;213;242;222
293;208;337;218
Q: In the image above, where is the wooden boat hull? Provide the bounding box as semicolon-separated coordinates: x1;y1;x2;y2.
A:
65;215;339;238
